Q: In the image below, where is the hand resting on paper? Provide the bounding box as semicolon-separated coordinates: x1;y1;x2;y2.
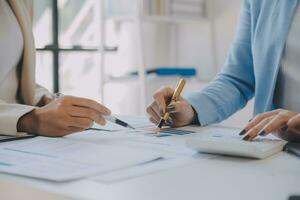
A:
17;95;111;137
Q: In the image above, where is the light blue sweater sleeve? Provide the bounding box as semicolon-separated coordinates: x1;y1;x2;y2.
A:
185;0;255;126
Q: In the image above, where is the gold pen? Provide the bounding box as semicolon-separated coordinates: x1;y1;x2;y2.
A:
157;79;186;131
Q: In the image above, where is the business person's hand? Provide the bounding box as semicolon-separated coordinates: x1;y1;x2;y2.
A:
17;96;111;137
146;87;195;127
35;94;56;107
240;109;300;142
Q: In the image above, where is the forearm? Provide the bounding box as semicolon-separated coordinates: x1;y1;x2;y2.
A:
185;74;254;126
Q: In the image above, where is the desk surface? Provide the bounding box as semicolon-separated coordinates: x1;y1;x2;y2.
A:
0;128;300;200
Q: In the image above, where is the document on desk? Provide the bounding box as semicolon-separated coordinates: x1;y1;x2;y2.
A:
0;137;161;181
68;127;212;183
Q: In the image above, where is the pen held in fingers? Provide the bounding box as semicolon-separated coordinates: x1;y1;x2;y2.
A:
104;115;135;129
157;118;165;129
166;105;175;113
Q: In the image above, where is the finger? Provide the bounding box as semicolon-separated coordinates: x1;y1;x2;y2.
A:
149;116;159;125
240;110;281;135
153;87;174;114
151;102;162;118
69;117;94;129
243;117;272;141
146;104;161;122
166;101;185;114
69;96;111;115
67;107;106;125
165;117;174;127
261;111;297;137
287;114;300;130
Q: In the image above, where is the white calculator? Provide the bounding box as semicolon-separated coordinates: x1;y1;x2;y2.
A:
186;128;288;159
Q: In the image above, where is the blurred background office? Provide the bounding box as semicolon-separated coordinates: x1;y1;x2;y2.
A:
33;0;250;127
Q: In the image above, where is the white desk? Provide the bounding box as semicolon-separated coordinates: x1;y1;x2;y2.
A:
0;128;300;200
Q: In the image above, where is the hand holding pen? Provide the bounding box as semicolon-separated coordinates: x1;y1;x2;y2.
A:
17;94;112;137
54;94;135;131
146;79;196;129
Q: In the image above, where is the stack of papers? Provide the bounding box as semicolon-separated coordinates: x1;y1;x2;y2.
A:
0;137;161;181
0;116;209;183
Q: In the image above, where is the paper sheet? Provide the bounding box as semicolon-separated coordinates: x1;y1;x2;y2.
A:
0;116;213;183
91;154;215;183
67;127;202;183
0;137;161;181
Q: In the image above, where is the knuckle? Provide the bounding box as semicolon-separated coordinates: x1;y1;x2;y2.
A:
97;118;105;125
251;127;260;133
276;109;284;113
261;117;270;123
153;87;172;98
150;101;157;107
61;96;70;104
254;114;264;121
278;112;289;119
264;126;271;132
153;89;163;98
165;87;173;92
83;119;92;128
146;106;152;114
86;109;94;117
101;118;106;125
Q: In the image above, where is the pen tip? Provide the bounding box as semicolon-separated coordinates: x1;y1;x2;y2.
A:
128;125;135;130
157;119;164;129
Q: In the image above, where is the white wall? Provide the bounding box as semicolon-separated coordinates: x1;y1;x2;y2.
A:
105;0;242;79
105;0;253;127
176;0;241;79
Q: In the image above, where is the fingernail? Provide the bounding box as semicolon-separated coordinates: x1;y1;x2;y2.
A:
258;130;266;136
166;105;175;113
242;135;250;141
281;124;288;132
239;129;247;136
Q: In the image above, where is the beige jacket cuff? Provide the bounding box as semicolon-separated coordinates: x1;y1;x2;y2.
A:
0;103;36;135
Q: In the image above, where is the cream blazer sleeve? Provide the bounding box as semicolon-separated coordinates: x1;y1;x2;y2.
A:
0;0;52;135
